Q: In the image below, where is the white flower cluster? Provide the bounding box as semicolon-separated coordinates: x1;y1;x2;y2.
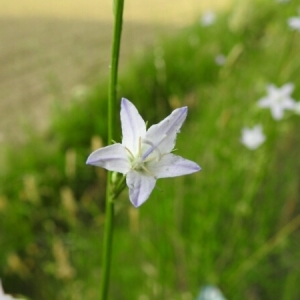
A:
241;83;299;150
242;3;300;150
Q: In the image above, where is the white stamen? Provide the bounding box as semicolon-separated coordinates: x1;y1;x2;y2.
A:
125;147;134;159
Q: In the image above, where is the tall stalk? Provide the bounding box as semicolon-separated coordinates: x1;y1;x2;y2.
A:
100;0;124;299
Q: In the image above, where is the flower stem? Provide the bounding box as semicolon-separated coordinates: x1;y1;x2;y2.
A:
100;0;124;299
108;0;125;142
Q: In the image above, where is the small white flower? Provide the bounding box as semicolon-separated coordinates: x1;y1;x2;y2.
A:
200;11;216;27
288;16;300;31
87;98;201;207
197;285;227;300
215;54;226;66
241;125;266;150
258;83;296;120
0;280;19;300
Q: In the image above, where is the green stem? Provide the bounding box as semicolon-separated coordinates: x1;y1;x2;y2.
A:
100;0;124;299
108;0;125;143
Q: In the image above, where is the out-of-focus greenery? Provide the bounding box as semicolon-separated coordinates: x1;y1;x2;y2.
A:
1;0;300;299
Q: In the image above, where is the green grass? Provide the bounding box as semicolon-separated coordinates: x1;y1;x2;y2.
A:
1;0;300;299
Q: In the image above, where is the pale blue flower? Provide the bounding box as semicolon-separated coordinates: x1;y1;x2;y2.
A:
258;83;296;120
241;125;265;150
87;98;201;207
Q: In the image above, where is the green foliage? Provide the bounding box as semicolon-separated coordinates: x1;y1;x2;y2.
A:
1;0;300;299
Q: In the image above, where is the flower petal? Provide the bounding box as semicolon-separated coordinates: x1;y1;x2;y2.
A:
121;98;146;155
282;98;296;109
148;153;201;178
257;96;271;107
126;170;156;207
142;106;188;159
281;83;294;96
86;143;130;174
271;105;284;120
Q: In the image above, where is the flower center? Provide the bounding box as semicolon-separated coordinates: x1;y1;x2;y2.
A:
274;94;286;105
125;137;158;177
131;156;144;171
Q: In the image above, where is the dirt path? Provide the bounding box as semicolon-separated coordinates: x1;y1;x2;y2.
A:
0;0;231;144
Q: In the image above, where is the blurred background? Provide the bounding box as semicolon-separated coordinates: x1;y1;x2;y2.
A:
1;1;300;300
0;0;230;143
